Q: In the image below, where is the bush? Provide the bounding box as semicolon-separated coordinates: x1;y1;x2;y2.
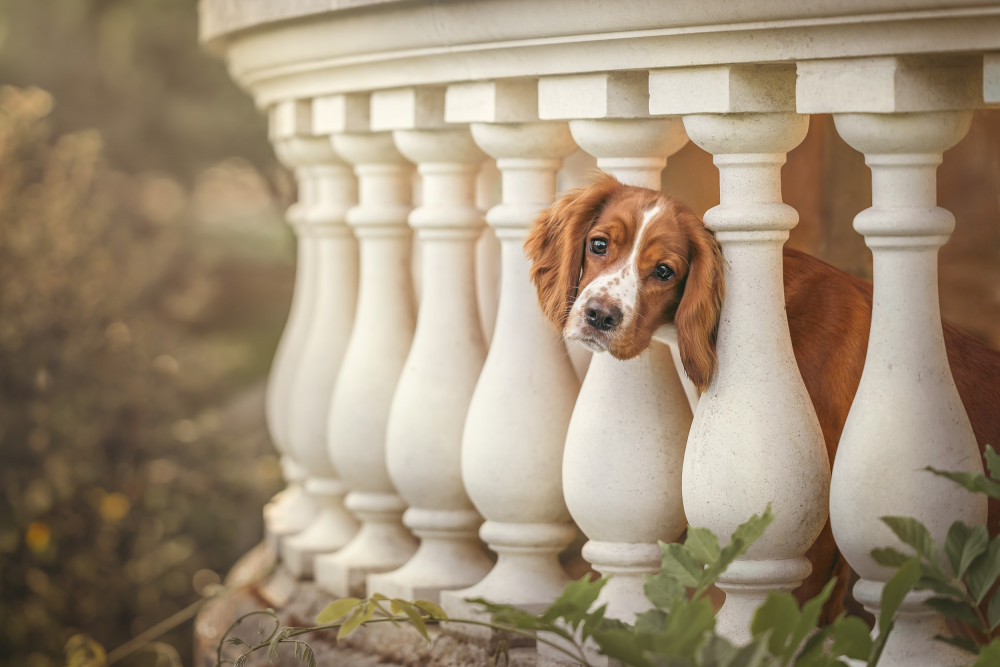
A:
0;85;283;666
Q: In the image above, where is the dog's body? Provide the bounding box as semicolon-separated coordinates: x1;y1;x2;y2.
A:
525;174;1000;618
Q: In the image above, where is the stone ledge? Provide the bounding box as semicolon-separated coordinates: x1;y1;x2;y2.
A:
194;543;538;666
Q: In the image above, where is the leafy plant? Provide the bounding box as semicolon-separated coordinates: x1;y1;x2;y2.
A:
216;448;1000;667
865;445;1000;664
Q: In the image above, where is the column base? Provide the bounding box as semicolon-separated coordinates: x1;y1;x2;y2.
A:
439;521;577;641
367;508;492;602
714;557;811;644
855;580;973;667
263;484;317;555
314;492;418;598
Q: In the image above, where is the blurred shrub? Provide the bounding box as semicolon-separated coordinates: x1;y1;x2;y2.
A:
0;86;283;665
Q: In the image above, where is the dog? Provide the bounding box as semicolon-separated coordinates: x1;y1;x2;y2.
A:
524;172;1000;620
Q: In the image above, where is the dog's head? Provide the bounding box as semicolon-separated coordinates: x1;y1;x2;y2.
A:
525;173;725;391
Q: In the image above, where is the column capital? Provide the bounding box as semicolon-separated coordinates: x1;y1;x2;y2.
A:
538;71;649;120
269;98;313;140
682;112;809;159
445;79;540;124
313;93;371;135
650;64;797;115
469;121;576;162
797;55;983;114
371;86;449;131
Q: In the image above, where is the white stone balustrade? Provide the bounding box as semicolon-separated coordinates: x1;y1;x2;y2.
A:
367;87;493;602
537;73;692;632
651;64;830;643
279;122;362;578
799;56;988;666
439;80;581;626
313;93;420;597
263;99;341;556
200;4;1000;664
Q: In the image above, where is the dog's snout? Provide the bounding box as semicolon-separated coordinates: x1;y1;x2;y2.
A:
583;298;623;332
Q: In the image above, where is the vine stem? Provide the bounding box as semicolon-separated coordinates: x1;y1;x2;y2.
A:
227;615;598;666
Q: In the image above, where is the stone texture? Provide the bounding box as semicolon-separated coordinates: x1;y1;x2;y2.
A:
195;545;537;666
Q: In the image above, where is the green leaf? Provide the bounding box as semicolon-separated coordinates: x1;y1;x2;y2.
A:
414;599;448;621
913;574;968;600
701;506;774;595
881;517;936;561
315;597;362;625
644;570;686;612
539;576;606;626
871;547;913;569
971;638;1000;666
923;597;984;633
989;588;1000;632
696;632;739;666
337;600;375;642
686;527;722;564
634;608;668;635
828;616;873;660
659;542;704;589
750;592;799;659
985;445;1000;485
944;522;989;579
397;600;431;642
925;467;1000;501
879;557;921;635
660;596;716;658
726;635;772;667
592;627;651;667
788;578;836;658
967;537;1000;604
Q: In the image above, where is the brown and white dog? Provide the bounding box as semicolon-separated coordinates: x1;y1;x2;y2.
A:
524;172;1000;619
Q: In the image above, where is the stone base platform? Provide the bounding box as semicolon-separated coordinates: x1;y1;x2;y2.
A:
194;543;538;666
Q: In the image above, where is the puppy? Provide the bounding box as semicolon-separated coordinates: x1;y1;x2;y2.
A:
524;172;1000;619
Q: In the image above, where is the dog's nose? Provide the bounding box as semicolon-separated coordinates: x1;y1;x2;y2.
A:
584;298;622;332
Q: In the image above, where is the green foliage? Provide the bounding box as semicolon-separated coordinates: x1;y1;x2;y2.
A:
866;446;1000;658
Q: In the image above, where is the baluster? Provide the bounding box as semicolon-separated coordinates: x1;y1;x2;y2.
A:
799;57;987;665
650;64;829;641
366;88;493;601
280;137;361;577
536;73;692;631
261;100;324;553
476;160;502;345
311;93;419;597
439;80;580;629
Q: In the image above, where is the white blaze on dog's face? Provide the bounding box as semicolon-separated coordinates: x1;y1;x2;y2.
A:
564;195;691;360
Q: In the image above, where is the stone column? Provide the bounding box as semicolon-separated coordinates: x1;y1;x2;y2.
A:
271;101;361;577
365;87;493;602
263;99;338;556
798;56;987;666
650;64;830;642
312;93;420;597
439;80;580;629
537;72;692;630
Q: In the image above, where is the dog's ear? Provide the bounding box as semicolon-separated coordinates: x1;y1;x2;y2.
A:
675;209;725;393
525;173;621;328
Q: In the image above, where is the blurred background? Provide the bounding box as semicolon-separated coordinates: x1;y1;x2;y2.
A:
3;0;1000;665
0;0;292;663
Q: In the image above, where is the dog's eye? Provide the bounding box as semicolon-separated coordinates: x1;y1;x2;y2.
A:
654;264;674;281
589;238;608;255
